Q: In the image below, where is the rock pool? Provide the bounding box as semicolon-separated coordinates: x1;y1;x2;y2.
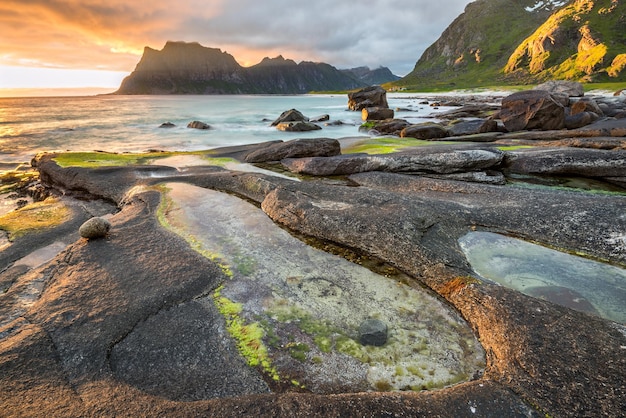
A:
159;183;485;393
459;231;626;324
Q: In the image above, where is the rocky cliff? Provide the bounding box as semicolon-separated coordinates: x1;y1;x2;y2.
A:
115;42;369;94
395;0;626;89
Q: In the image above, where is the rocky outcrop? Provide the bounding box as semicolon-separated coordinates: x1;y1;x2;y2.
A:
348;86;389;111
244;138;341;163
500;90;566;131
116;42;367;95
341;66;401;85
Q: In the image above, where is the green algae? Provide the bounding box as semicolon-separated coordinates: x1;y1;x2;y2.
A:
51;150;237;169
0;197;71;240
343;137;457;155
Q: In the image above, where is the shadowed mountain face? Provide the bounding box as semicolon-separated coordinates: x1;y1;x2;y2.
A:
115;42;370;94
395;0;626;89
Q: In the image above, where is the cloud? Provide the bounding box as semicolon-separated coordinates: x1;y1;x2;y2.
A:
0;0;471;76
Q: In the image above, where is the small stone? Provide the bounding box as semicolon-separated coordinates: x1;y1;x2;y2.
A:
79;217;111;239
359;319;388;346
159;122;176;128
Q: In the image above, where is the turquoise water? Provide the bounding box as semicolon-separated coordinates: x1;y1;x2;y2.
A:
459;232;626;324
0;94;441;163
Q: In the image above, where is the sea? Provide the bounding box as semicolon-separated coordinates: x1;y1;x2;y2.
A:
0;93;464;167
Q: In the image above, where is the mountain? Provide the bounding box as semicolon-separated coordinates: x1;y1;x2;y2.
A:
394;0;626;89
115;42;367;94
341;66;401;85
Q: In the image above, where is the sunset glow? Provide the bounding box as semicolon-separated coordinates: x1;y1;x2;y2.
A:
0;0;470;95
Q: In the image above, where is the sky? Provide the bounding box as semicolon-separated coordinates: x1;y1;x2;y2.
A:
0;0;471;95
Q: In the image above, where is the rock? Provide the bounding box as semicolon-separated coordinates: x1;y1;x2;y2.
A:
310;114;330;122
614;88;625;96
187;121;211;130
271;109;308;126
79;217;111;239
359;319;388;346
275;121;322;132
534;80;584;97
500;90;566;131
363;119;410;135
503;148;626;177
244;138;341;163
400;122;449;140
564;111;599;129
159;122;176;128
348;86;389;111
435;104;500;119
282;148;504;176
570;97;603;116
447;119;498;136
362;107;394;121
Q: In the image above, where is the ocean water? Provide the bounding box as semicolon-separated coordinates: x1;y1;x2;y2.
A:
0;94;448;165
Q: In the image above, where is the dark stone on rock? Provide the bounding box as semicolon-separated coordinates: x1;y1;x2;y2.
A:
400;122;449;140
282;148;504;176
275;121;322;132
503;147;626;177
159;122;176;128
244;138;341;163
358;319;387;346
324;120;345;126
447;119;498;136
564;111;599;129
78;217;111;239
271;109;308;126
500;90;566;131
534;80;584;97
348;86;388;111
187;121;210;130
362;107;394;121
310;114;330;122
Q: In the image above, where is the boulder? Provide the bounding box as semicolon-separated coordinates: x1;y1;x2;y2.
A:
359;319;388;346
534;80;584;97
275;121;322;132
79;217;111;239
571;98;603;116
400;122;449;140
271;109;308;126
435;104;500;120
187;121;211;130
564;112;599;129
244;138;341;163
363;119;410;136
500;90;566;131
362;107;394;121
310;114;330;122
348;86;389;111
447;119;498;136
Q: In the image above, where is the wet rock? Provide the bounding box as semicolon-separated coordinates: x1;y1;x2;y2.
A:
359;319;387;346
159;122;176;128
78;217;111;239
275;121;322;132
244;138;341;163
564;111;599;129
187;121;210;130
400;122;449;140
271;109;308;126
310;114;330;122
534;80;584;97
348;86;388;111
500;90;566;131
447;119;498;136
362;107;394;121
364;119;410;135
571;97;603;116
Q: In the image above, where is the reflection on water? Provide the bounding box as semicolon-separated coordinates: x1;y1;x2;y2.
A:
161;183;485;393
459;232;626;323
